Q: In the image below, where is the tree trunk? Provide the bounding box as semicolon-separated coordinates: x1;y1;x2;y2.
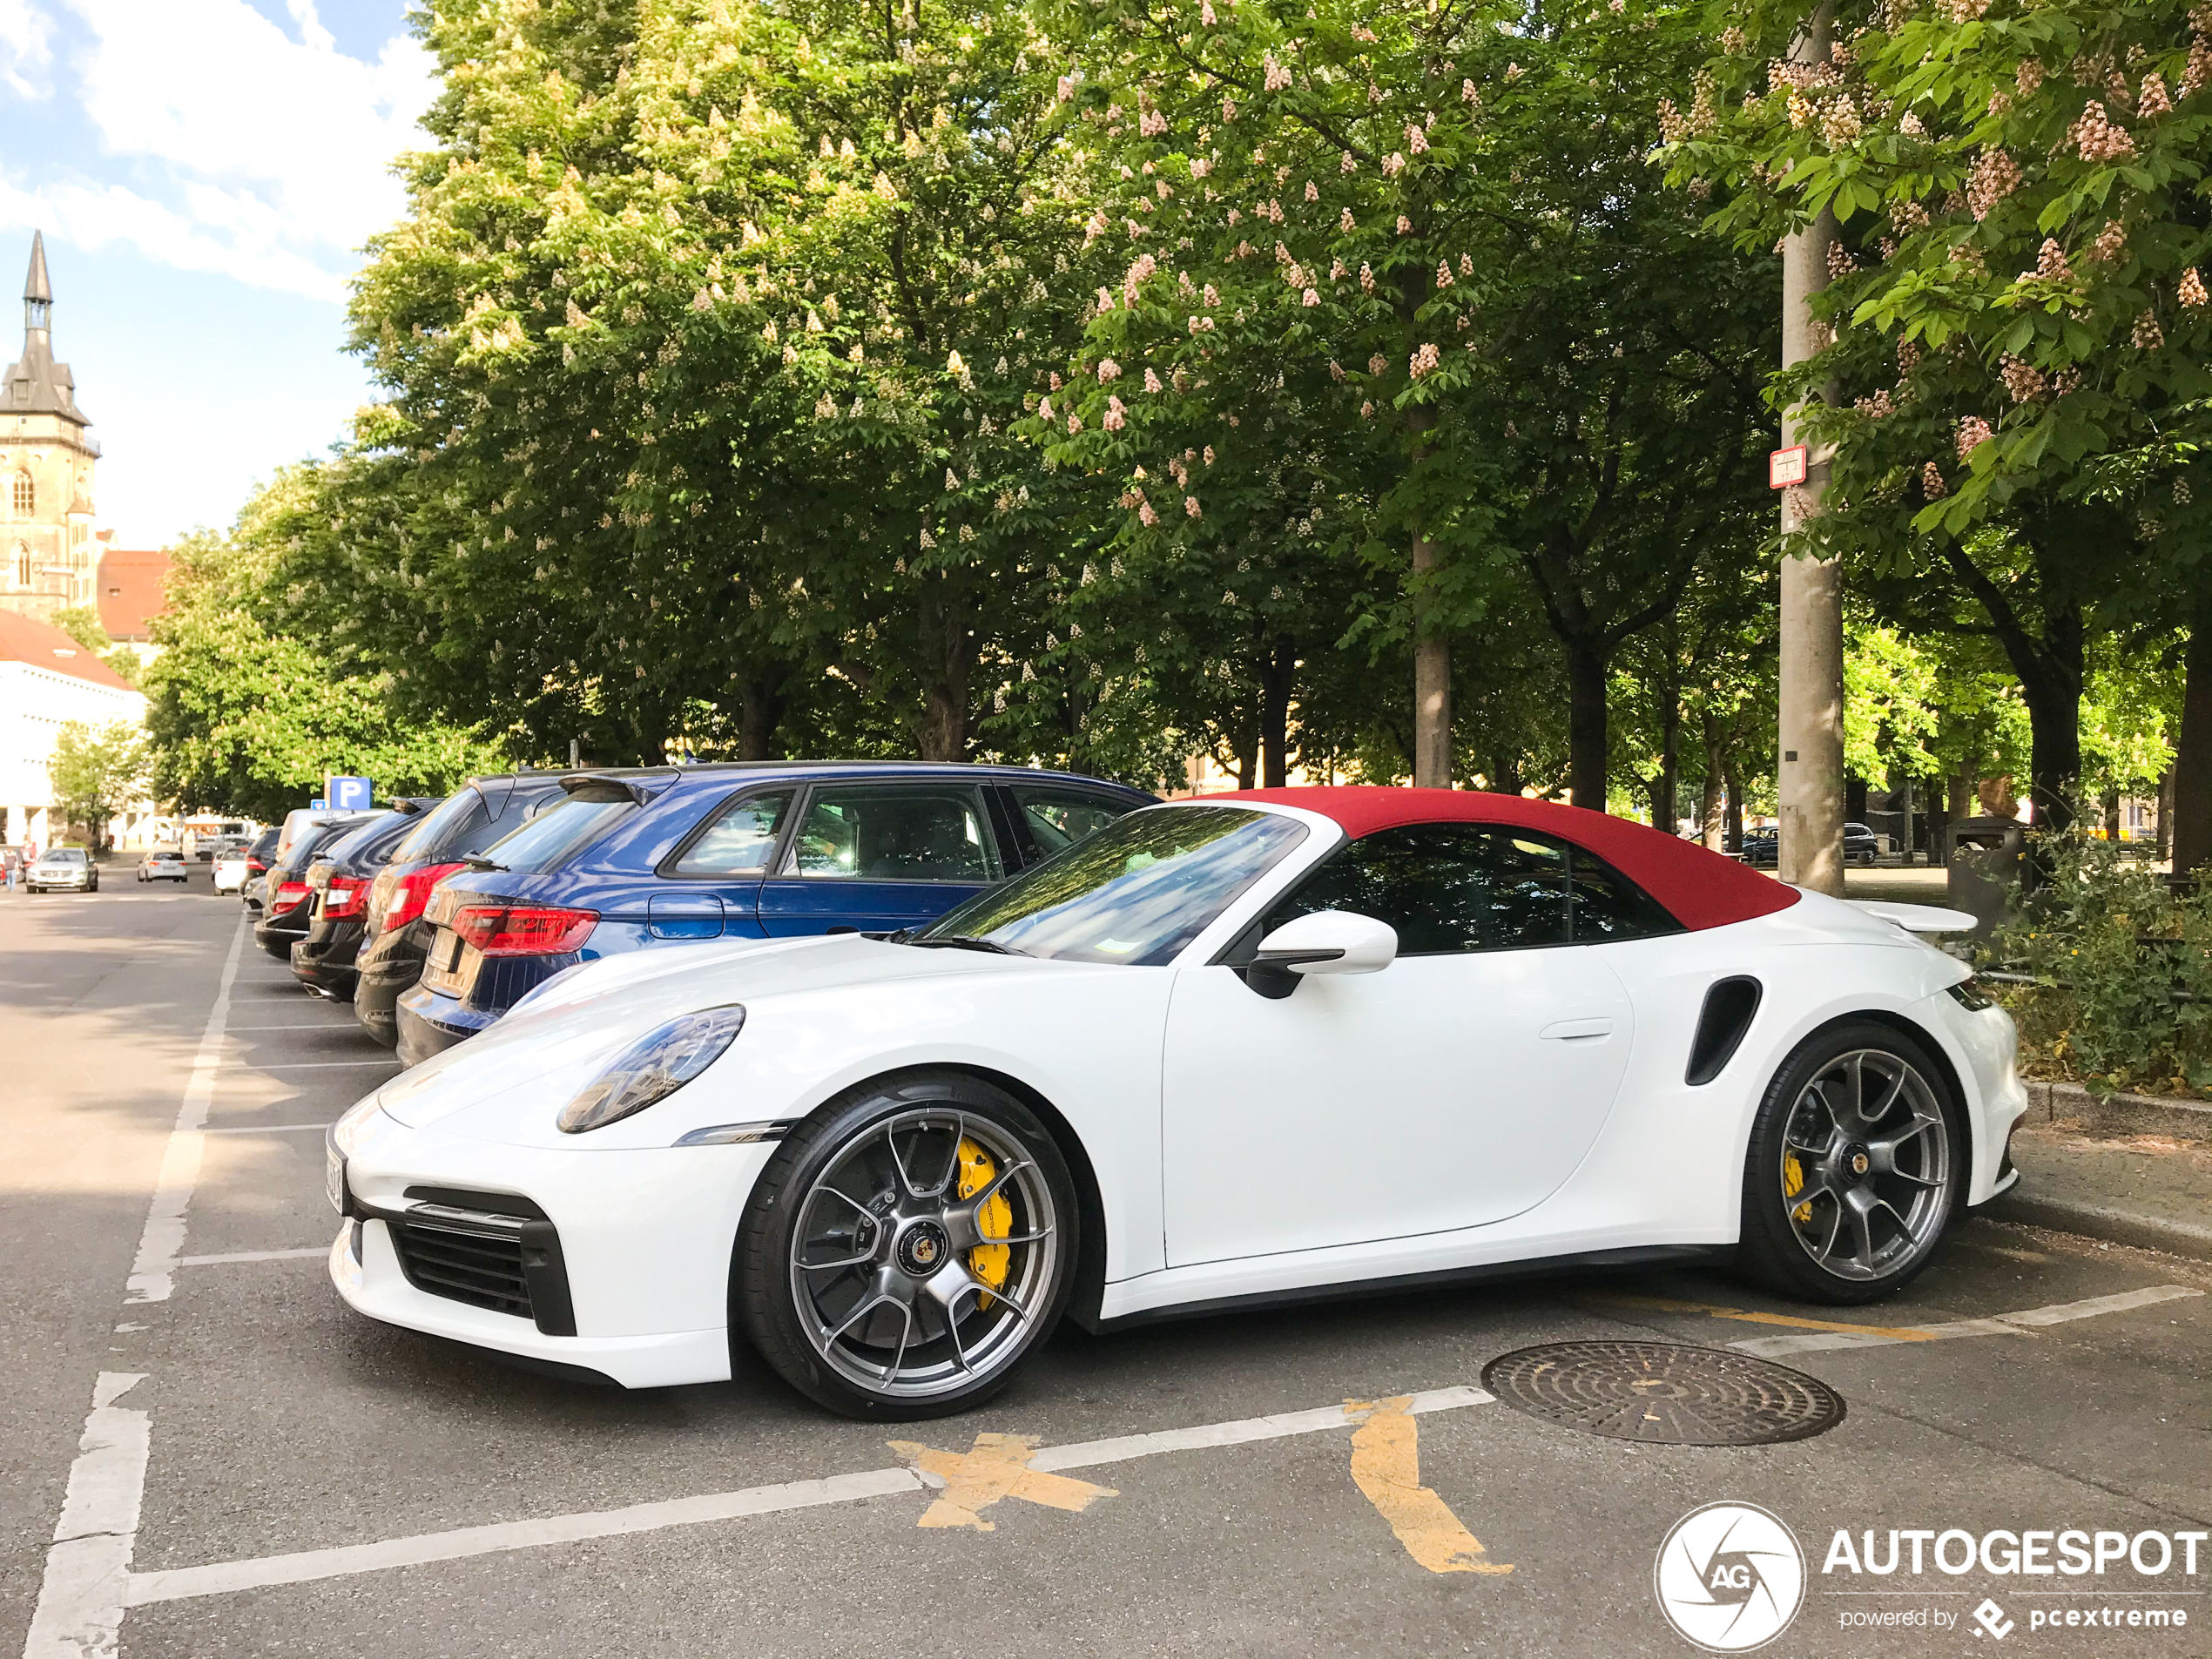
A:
1490;751;1524;798
2101;786;2121;841
1259;636;1296;789
1724;761;1744;854
2173;614;2212;880
1652;651;1680;833
2157;765;2176;864
1844;775;1868;824
914;582;970;762
738;668;788;762
2019;671;2082;836
1700;731;1728;852
1411;555;1451;787
1565;640;1608;812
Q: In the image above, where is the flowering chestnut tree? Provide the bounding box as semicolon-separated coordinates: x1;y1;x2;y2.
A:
1032;0;1773;797
1662;0;2212;830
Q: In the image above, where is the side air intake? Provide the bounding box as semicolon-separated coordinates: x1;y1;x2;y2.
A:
1685;976;1762;1086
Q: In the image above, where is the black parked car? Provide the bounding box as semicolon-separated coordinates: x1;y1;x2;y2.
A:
253;814;380;961
353;772;573;1048
290;800;440;1001
1740;825;1880;867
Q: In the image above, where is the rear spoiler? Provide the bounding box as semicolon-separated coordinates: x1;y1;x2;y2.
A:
1850;900;1977;934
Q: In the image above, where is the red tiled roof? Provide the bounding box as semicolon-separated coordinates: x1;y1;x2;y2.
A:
0;607;138;691
1211;786;1801;933
96;547;169;640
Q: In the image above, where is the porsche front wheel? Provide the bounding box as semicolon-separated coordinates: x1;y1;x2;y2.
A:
1737;1021;1961;1305
733;1073;1077;1420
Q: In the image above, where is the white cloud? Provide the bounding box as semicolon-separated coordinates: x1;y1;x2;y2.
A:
0;0;435;301
0;0;53;97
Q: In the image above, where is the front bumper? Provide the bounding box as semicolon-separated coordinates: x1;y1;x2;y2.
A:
329;1108;774;1388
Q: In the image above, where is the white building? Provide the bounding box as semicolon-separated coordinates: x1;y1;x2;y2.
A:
0;606;146;848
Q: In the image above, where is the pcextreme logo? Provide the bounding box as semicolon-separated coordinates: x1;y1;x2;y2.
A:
1654;1501;1808;1652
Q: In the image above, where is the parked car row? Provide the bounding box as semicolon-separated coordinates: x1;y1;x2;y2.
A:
1737;822;1884;867
231;762;1156;1066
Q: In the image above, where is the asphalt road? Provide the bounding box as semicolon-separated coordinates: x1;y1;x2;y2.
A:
4;867;2209;1658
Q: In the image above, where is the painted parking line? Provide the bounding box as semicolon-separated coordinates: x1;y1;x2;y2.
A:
123;1383;1495;1607
1730;1284;2203;1358
1591;1285;2205;1359
219;1059;401;1072
199;1123;334;1136
1344;1395;1513;1575
887;1433;1118;1530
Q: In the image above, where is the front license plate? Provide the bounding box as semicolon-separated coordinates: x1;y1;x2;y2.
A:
326;1143;346;1213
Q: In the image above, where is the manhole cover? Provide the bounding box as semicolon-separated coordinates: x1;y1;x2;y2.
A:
1480;1341;1846;1446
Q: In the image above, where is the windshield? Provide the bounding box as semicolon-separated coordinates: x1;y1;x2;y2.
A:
43;849;84;864
916;805;1307;965
478;794;636;872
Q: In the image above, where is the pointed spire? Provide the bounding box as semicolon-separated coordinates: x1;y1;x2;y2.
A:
24;231;51;305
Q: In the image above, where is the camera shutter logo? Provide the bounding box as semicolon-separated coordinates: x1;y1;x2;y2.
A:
1653;1501;1806;1652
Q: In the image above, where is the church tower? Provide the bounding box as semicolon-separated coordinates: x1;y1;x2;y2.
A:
1;232;99;623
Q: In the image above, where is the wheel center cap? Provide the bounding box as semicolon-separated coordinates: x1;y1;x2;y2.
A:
895;1218;951;1277
1844;1143;1872;1180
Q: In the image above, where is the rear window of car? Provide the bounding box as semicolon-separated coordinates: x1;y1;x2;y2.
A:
391;788;490;862
478;794;637;872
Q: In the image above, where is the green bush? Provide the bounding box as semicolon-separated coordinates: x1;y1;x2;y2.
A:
1981;838;2212;1098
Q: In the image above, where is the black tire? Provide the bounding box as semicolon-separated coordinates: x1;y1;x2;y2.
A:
1737;1019;1962;1305
733;1069;1079;1420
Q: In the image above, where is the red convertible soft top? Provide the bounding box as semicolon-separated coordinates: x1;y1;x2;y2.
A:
1208;786;1800;933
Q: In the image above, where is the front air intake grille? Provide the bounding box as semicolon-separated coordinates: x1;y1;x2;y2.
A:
389;1217;533;1319
385;1186;579;1336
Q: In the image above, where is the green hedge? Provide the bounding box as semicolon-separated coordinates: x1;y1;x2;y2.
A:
1982;840;2212;1100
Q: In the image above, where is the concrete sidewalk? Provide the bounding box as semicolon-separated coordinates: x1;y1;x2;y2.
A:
1988;1123;2212;1260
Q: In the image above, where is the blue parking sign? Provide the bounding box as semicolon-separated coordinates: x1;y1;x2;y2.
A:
327;776;374;811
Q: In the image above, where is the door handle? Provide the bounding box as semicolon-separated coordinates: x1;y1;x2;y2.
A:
1540;1017;1615;1042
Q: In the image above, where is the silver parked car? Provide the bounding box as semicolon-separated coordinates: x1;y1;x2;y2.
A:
27;847;98;893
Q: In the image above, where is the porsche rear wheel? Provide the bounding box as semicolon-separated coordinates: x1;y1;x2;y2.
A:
1737;1021;1961;1305
733;1072;1076;1420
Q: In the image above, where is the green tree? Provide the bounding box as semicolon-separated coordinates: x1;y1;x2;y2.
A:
48;720;152;851
143;488;503;822
51;604;144;688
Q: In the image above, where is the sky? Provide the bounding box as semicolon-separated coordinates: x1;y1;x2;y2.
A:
0;0;437;547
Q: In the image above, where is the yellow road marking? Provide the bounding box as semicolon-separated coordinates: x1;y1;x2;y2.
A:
886;1432;1117;1531
1586;1292;1939;1341
1342;1397;1513;1576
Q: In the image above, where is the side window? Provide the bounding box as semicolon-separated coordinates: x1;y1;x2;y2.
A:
786;786;1002;882
675;790;794;877
1568;853;1682;941
1008;786;1134;860
1262;824;1570;954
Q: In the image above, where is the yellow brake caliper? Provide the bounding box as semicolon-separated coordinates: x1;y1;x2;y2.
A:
1784;1154;1811;1223
956;1137;1011;1308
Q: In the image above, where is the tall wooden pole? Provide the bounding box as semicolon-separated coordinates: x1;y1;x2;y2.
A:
1777;1;1846;894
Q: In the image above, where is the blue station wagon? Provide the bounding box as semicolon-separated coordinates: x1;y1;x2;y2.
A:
392;761;1154;1066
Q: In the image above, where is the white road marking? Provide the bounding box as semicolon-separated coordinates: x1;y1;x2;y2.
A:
221;1024;359;1033
1730;1285;2202;1359
220;1060;399;1072
174;1249;330;1267
21;1374;151;1659
121;1384;1500;1606
199;1123;334;1136
125;919;247;1306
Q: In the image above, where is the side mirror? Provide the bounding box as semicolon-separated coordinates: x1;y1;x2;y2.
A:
1244;910;1399;999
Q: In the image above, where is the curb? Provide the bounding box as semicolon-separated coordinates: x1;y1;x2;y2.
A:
2020;1080;2212;1143
1982;1190;2212;1263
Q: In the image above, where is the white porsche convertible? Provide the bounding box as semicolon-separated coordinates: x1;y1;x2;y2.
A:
327;788;2026;1418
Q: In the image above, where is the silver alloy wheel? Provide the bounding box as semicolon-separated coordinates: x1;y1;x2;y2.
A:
787;1108;1059;1402
1779;1048;1951;1281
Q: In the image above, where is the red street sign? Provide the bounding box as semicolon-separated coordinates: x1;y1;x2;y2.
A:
1770;445;1809;489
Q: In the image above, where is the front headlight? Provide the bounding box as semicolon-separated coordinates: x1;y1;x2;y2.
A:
556;1004;746;1134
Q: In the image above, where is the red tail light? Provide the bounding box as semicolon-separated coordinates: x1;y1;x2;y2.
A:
246;856;267;874
321;873;369;920
450;904;598;956
374;861;466;934
274;880;312;908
